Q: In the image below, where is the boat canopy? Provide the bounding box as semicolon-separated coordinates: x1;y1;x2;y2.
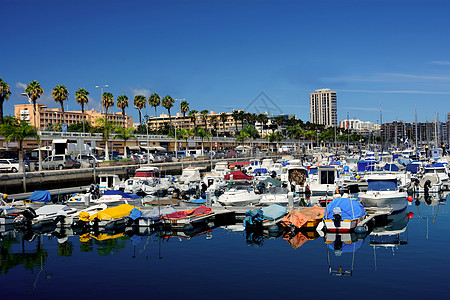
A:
103;190;141;199
29;190;51;203
383;163;400;172
325;198;365;220
367;179;398;191
224;171;253;181
406;164;420;174
89;204;138;221
261;204;286;221
357;160;376;172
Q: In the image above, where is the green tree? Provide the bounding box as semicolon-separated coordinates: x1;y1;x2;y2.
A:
52;85;69;124
116;95;129;121
209;115;219;133
266;131;283;152
75;88;89;132
161;95;174;119
101;92;114;161
148;93;160;118
133;95;146;127
0;118;39;172
194;127;212;156
180;100;189;117
0;78;12;124
220;112;228;135
200;109;209;129
114;126;136;158
25;80;44;126
75;88;89;114
188;110;198;128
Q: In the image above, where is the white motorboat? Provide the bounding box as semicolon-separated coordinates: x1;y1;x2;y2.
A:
217;184;261;206
358;174;408;212
259;188;298;206
307;165;339;196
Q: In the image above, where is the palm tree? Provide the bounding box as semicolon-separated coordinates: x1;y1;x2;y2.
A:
200;109;209;129
101;92;114;161
0;118;39;173
195;127;212;156
180;100;189;118
306;129;316;150
161;95;174;119
209;115;219;133
266;131;283;153
25;80;44;126
133;95;146;126
52;85;69;124
188;110;198;128
148;93;160;117
232;110;240;130
114;127;136;159
95;117;115;161
75;88;89;132
286;123;304;152
75;88;89;114
116;95;129;122
237;110;245;130
0;78;12;124
220;112;228;135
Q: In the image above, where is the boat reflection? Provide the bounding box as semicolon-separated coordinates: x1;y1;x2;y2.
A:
325;232;365;276
413;192;448;240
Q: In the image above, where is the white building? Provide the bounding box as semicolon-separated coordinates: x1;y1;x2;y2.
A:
309;88;337;127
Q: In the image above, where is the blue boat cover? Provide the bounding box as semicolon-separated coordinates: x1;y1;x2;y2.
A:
103;190;141;199
357;161;376;172
29;190;51;203
129;208;142;220
325;198;365;220
253;168;268;174
187;199;207;204
405;164;420;174
262;204;287;220
243;209;264;227
383;163;400;172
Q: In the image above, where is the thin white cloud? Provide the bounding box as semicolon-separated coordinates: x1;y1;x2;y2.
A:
15;82;27;90
84;96;103;112
129;88;151;98
430;61;450;66
341;106;379;112
325;72;450;83
339;89;450;95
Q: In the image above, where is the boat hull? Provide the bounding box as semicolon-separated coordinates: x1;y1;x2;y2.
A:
359;191;407;212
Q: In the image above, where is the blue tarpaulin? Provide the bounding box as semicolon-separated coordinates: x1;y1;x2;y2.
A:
325;198;365;220
129;208;142;220
262;204;287;220
29;190;51;203
187;199;207;204
253;168;268;174
383;163;400;172
406;164;420;174
357;161;376;172
103;190;141;199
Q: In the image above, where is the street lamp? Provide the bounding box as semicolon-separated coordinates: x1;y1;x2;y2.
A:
96;85;109;158
173;98;185;157
21;92;42;172
144;114;150;164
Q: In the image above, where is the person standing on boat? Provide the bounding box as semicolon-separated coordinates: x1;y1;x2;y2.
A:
442;144;447;156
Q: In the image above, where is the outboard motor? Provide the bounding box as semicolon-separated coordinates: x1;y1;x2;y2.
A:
333;207;342;228
271;171;277;178
257;182;266;194
14;207;37;229
424;179;431;200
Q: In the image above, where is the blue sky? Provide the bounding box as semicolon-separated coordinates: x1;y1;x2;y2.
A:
1;0;450;124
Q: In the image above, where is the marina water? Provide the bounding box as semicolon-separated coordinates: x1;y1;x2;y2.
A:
1;193;450;299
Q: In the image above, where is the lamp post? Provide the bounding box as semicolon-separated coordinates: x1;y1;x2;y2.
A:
96;85;109;159
174;98;185;158
21;92;42;172
144;114;150;164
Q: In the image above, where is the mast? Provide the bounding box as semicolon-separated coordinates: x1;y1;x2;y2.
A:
415;107;418;149
379;104;383;152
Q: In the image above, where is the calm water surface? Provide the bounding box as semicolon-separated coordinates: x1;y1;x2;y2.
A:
1;193;450;299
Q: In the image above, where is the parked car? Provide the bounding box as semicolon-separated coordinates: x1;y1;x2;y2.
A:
75;154;100;167
0;158;20;173
40;155;75;170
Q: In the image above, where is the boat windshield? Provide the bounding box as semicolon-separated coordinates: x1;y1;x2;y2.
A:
367;179;398;191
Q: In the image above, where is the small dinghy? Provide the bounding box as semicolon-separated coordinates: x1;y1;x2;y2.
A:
243;204;287;230
322;197;366;232
14;204;78;230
